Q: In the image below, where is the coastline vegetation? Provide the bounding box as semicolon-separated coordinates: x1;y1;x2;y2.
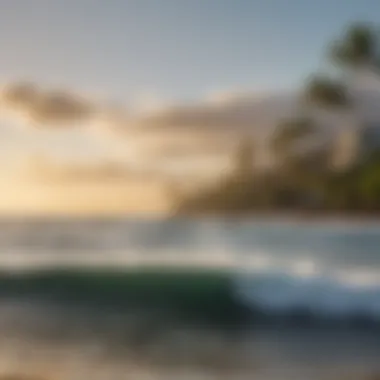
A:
174;23;380;215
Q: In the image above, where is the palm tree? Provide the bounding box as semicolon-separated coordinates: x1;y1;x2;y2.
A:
303;23;380;110
233;138;255;178
303;75;350;109
302;74;352;147
299;23;380;206
271;117;316;162
271;26;375;164
329;23;380;73
301;23;380;173
270;117;320;200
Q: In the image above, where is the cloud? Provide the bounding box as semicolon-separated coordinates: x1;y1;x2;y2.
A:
121;90;297;164
129;90;296;135
5;80;380;176
0;81;295;135
0;82;96;126
0;81;300;170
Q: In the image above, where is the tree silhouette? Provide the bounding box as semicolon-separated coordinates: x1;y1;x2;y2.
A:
330;23;380;72
176;22;380;214
303;23;380;110
233;138;255;178
303;75;349;109
272;117;316;159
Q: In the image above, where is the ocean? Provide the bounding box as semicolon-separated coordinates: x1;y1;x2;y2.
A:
0;217;379;380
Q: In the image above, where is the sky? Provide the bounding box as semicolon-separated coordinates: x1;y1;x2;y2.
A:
0;0;380;213
1;0;380;100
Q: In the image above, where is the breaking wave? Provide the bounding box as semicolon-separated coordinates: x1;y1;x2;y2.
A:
1;259;380;327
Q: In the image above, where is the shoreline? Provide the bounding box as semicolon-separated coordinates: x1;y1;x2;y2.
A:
169;210;380;226
0;210;378;226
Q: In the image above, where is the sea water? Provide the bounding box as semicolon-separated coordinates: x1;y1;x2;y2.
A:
0;217;379;380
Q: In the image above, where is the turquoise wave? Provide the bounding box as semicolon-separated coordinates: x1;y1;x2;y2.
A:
0;268;251;327
1;267;379;329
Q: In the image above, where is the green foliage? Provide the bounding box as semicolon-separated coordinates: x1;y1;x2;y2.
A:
330;23;380;70
174;22;380;216
271;117;316;158
233;138;255;177
303;75;349;108
358;152;380;208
